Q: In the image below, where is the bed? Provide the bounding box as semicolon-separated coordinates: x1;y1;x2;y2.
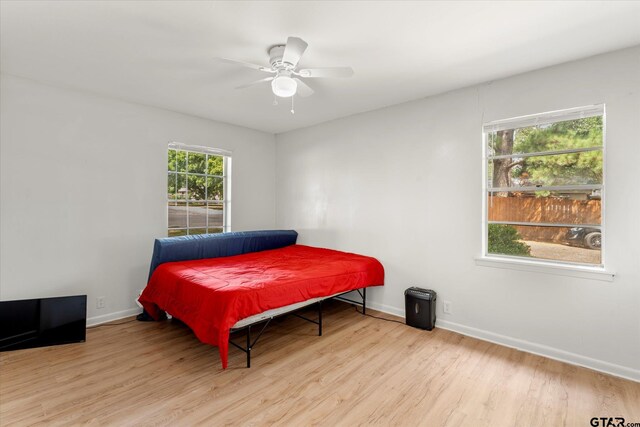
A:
138;230;384;368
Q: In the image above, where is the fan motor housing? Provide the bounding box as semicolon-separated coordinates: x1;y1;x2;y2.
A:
269;45;292;69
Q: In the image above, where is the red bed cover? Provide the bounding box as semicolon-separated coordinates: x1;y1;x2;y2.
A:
139;244;384;368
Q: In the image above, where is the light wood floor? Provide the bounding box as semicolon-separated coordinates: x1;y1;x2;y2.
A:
1;301;639;426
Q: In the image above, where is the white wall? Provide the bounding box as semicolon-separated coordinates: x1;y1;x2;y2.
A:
0;74;276;324
276;47;640;380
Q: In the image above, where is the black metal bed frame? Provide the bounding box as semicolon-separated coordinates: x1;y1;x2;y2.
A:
228;287;367;368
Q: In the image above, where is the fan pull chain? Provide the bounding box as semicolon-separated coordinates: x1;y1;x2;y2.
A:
291;96;295;114
272;94;278;106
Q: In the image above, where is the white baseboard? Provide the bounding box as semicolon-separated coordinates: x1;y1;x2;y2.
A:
364;303;640;383
436;319;639;383
87;307;140;327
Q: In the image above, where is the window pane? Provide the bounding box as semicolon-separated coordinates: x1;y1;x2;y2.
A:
486;161;494;188
487;150;603;189
168;201;187;229
176;150;186;172
188;152;206;174
188;202;207;228
168;149;177;172
488;223;601;265
207;155;224;176
487;192;601;225
207;177;224;201
187;175;206;200
168;229;188;237
488;116;603;156
207;203;223;227
176;174;187;199
207;227;224;234
188;228;207;236
168;172;177;199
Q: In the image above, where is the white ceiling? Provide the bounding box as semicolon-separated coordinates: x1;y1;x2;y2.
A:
2;1;640;134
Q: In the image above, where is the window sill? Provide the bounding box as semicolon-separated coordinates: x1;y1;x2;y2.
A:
474;256;615;282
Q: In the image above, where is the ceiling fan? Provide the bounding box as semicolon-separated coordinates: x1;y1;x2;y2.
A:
214;36;354;104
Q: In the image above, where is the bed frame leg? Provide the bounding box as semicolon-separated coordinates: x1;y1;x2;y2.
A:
246;325;251;368
363;287;367;315
318;301;323;336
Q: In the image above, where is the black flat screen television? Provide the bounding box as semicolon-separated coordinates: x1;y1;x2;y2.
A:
0;295;87;351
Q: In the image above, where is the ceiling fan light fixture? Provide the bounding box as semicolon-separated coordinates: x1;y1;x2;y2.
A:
217;36;352;104
271;75;297;98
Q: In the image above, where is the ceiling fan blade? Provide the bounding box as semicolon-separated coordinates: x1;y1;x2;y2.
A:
213;57;274;73
294;78;314;97
297;67;354;78
235;77;274;89
282;37;308;67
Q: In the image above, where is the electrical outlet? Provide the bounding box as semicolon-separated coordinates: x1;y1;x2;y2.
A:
443;300;452;314
96;296;106;309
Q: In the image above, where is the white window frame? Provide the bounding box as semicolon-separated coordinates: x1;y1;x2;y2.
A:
476;105;614;281
167;142;232;236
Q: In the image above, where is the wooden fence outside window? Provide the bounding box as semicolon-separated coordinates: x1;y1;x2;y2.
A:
488;196;601;242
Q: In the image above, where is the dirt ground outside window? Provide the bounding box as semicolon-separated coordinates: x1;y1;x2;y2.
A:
523;240;601;264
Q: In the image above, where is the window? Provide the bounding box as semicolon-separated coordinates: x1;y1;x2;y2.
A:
167;143;231;237
483;105;604;267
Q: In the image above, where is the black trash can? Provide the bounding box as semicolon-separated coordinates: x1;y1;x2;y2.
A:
405;287;437;330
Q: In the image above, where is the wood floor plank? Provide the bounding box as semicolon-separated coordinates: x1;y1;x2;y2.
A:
1;301;638;426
